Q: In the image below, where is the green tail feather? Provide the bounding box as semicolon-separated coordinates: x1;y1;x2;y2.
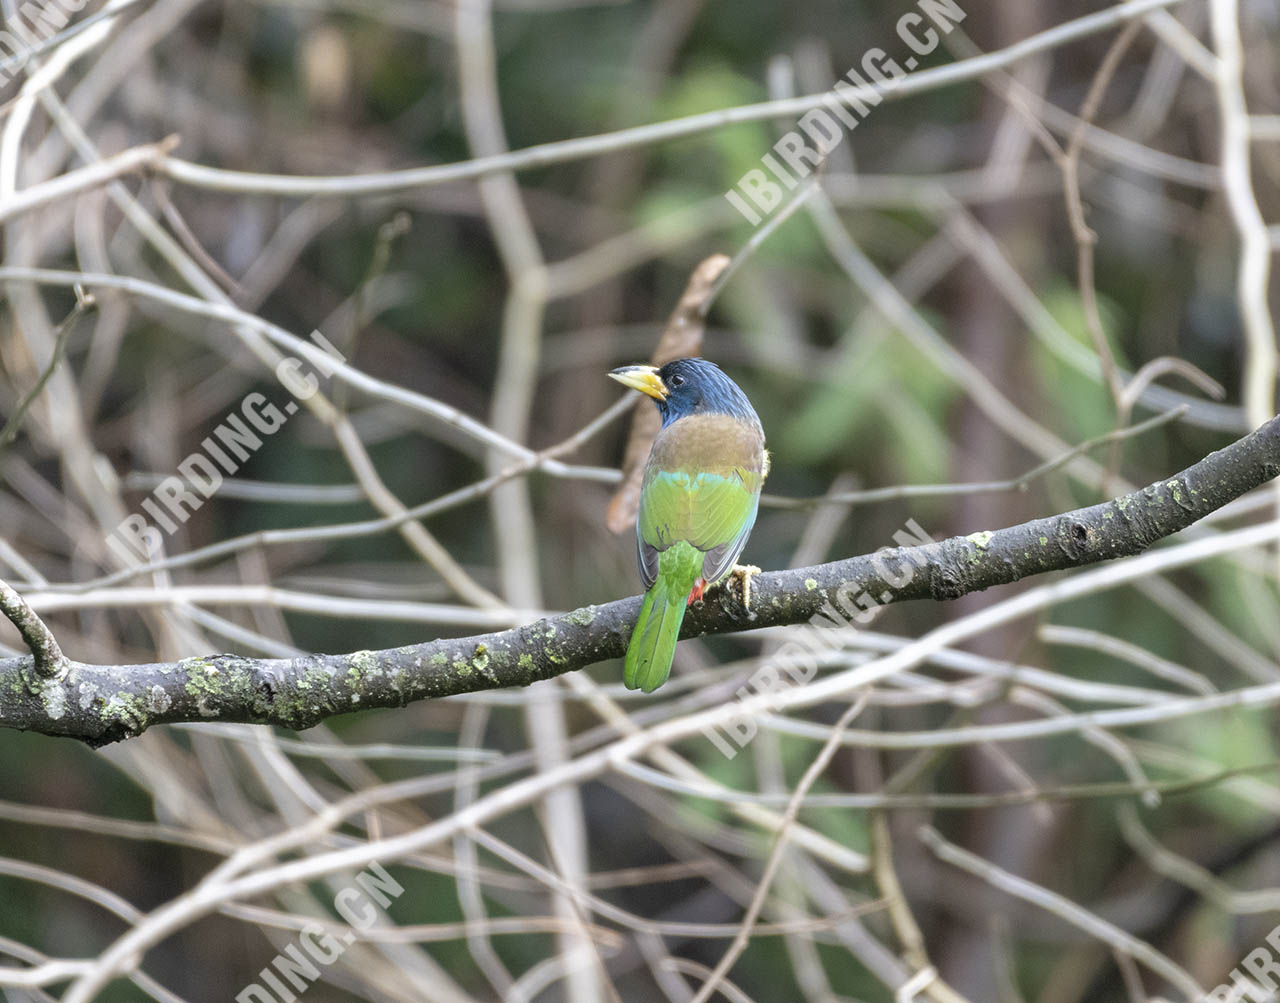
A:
624;579;687;692
625;541;704;692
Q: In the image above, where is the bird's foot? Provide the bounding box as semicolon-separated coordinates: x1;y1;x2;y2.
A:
686;578;708;606
723;564;761;615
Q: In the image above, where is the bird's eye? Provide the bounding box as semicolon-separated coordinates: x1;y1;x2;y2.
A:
668;374;685;388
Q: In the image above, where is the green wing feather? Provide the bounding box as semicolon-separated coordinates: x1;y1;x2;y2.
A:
637;468;762;567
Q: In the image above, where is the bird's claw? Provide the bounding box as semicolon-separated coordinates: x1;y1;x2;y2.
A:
722;564;761;615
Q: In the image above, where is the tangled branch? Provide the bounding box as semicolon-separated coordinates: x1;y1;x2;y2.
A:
3;412;1277;746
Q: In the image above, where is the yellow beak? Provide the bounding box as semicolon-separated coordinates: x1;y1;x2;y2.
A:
609;365;668;401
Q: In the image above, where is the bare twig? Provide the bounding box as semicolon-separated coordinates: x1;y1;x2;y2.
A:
919;825;1202;997
0;287;93;448
761;406;1188;510
151;0;1188;198
1211;0;1278;430
0;136;178;225
0;578;66;679
1058;20;1143;418
688;692;870;1003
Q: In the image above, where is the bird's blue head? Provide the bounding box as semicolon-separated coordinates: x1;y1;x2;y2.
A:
609;357;759;429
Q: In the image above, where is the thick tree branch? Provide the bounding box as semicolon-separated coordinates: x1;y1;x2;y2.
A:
3;414;1278;746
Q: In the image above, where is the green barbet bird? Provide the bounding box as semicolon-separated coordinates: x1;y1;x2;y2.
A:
609;358;768;692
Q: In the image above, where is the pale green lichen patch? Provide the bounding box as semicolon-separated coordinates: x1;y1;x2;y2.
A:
805;578;818;591
348;650;376;675
181;656;259;718
564;606;597;626
102;693;147;731
431;652;448;666
346;650;379;692
181;658;220;709
301;664;331;692
966;531;993;548
518;653;533;669
346;650;375;689
1038;536;1049;546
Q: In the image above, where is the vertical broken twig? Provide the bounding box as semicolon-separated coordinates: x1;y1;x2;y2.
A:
606;253;729;533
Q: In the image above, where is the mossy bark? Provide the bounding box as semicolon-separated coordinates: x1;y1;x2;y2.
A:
2;413;1278;745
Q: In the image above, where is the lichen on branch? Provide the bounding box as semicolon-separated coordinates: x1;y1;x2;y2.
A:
2;413;1278;746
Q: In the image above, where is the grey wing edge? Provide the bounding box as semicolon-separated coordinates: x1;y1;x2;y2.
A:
636;523;660;589
699;493;761;587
